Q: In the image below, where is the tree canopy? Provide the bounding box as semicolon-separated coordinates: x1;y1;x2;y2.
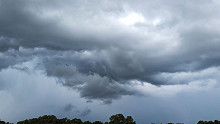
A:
16;114;135;124
2;114;220;124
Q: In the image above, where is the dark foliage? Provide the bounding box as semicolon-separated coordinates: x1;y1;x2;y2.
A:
197;120;220;124
0;121;5;124
0;120;11;124
109;114;135;124
92;121;103;124
2;114;220;124
16;114;135;124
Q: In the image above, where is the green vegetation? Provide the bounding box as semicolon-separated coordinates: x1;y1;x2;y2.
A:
16;114;135;124
197;120;220;124
1;114;220;124
0;120;11;124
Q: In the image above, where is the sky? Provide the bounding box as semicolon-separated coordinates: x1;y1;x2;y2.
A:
1;0;220;123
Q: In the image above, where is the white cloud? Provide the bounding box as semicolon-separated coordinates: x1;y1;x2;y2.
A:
154;67;220;85
153;18;162;26
119;12;145;26
130;79;217;98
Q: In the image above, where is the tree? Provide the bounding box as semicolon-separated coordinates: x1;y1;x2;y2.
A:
38;115;58;123
71;118;83;124
214;120;220;124
84;121;92;124
197;120;220;124
59;117;70;124
15;114;137;124
109;114;125;124
109;114;135;124
0;120;5;124
125;116;135;124
92;121;103;124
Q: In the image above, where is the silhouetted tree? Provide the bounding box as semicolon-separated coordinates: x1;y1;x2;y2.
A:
70;118;83;124
0;120;5;124
84;121;92;124
109;114;135;124
197;120;220;124
14;114;207;124
92;121;103;124
214;120;220;124
125;116;135;124
59;117;70;124
109;114;125;124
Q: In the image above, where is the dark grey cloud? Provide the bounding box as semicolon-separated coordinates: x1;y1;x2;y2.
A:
2;1;220;124
0;37;19;52
1;0;220;103
43;58;134;103
80;108;91;117
1;65;220;124
0;0;126;51
63;104;75;112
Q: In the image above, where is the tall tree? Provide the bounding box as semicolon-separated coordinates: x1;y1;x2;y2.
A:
109;114;125;124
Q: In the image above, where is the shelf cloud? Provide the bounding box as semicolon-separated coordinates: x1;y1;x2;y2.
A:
1;1;220;123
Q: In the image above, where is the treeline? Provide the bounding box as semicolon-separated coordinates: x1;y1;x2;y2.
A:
0;121;11;124
0;114;135;124
16;114;135;124
197;120;220;124
1;114;220;124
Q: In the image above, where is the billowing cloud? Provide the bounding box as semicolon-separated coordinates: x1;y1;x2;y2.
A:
80;108;91;117
1;0;220;103
63;104;75;112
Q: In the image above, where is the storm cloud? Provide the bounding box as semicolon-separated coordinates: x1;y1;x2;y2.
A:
1;0;220;104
